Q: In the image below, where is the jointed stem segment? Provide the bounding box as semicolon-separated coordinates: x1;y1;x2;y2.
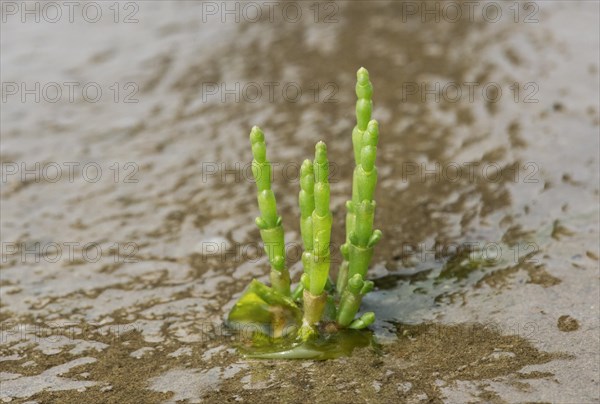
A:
299;159;314;286
309;142;332;296
250;126;291;296
336;69;381;328
299;142;333;340
337;274;374;327
339;68;377;294
352;67;373;165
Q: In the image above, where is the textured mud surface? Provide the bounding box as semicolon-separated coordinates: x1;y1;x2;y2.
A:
1;1;599;403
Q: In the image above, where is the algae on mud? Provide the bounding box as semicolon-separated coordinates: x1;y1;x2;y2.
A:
238;328;376;360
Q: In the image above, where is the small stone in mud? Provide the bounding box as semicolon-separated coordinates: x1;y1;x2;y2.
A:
557;315;579;332
487;350;516;361
586;251;599;261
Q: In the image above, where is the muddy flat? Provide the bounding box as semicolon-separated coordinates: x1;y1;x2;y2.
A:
1;1;598;403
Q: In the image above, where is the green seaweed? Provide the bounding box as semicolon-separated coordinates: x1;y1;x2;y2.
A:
240;328;376;360
228;279;302;339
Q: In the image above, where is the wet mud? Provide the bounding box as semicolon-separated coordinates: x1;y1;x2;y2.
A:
1;1;599;402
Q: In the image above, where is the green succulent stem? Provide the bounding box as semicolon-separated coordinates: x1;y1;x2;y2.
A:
291;282;304;302
308;142;332;296
299;159;315;289
250;126;291;296
347;200;382;280
337;274;374;327
299;289;327;341
352;67;373;165
349;312;375;330
299;142;333;337
338;68;380;297
299;159;315;251
335;260;349;295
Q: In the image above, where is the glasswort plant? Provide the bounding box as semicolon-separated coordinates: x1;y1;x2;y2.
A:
228;68;381;358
